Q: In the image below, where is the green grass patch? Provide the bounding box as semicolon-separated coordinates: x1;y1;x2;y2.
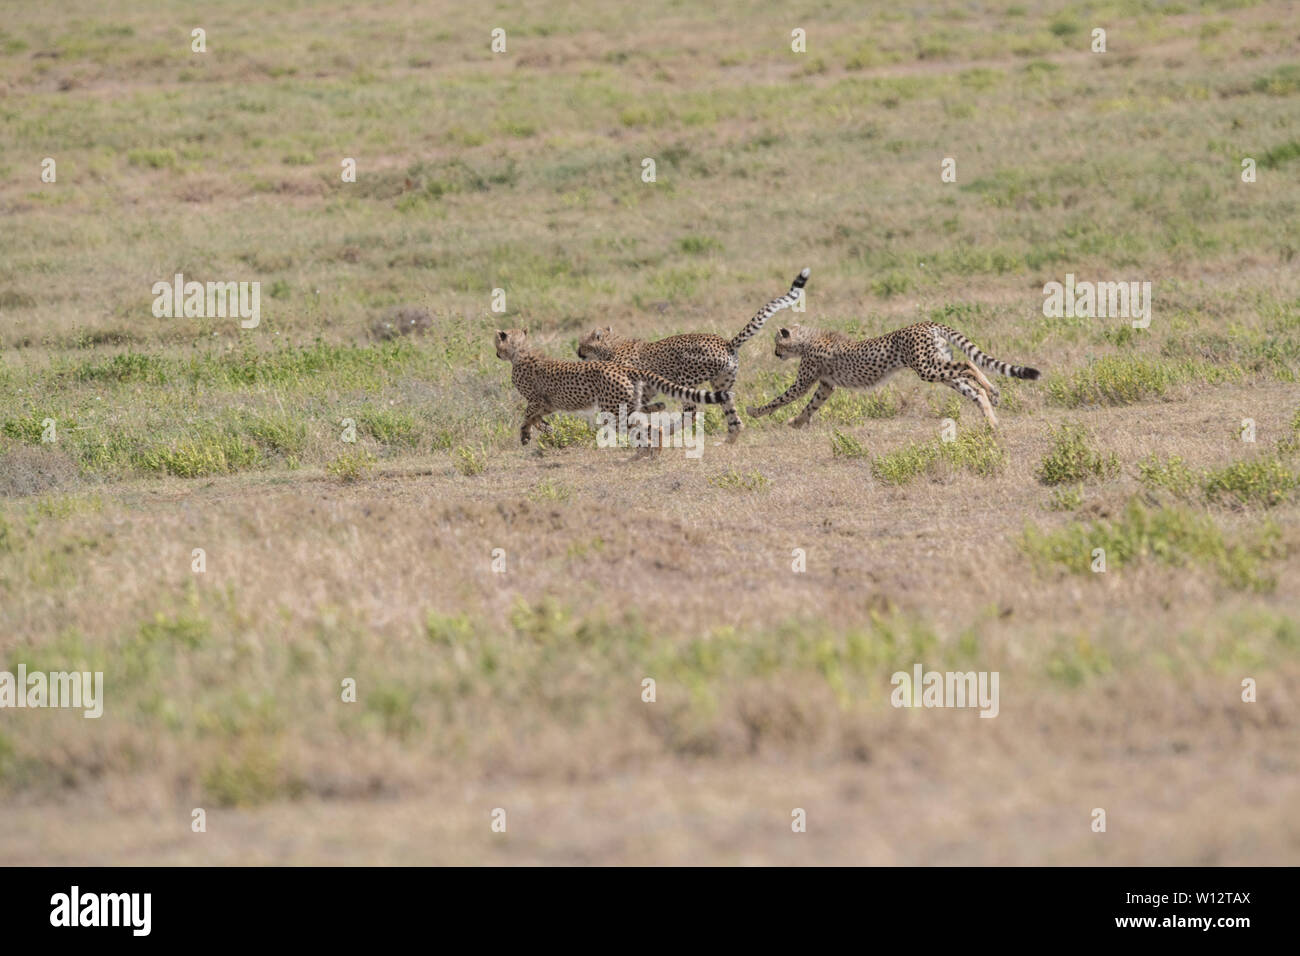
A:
709;469;769;492
1047;356;1239;407
138;431;262;478
822;388;900;425
871;428;1004;485
1020;500;1284;592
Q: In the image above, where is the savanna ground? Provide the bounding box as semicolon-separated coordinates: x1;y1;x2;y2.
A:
1;0;1298;864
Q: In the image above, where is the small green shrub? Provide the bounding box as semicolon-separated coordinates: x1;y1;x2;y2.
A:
1035;424;1118;485
537;415;596;449
326;450;377;482
453;445;487;476
830;430;869;459
1047;485;1084;511
1137;455;1198;498
1202;457;1300;508
358;409;421;448
529;478;571;502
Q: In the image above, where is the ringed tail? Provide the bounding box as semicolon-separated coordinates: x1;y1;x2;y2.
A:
640;371;730;405
937;325;1040;380
729;267;811;352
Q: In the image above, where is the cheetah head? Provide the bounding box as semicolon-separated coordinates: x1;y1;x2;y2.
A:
576;326;616;361
495;328;529;360
773;325;806;360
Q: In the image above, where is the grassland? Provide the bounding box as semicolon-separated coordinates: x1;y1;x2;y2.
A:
1;0;1298;864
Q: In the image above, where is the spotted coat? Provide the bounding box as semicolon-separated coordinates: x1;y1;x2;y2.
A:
495;328;729;446
576;269;810;441
748;322;1041;428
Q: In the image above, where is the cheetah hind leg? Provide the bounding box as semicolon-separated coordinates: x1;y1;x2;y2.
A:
975;387;998;428
964;361;1000;407
954;375;999;428
711;372;743;443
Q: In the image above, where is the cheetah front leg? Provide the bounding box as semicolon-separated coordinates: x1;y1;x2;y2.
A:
520;401;551;445
627;411;664;460
789;381;834;429
747;365;818;419
617;393;658;460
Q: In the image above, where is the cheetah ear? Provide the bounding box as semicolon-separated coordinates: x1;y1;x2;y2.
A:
778;327;792;338
604;325;612;333
522;327;529;336
591;328;604;340
496;330;507;341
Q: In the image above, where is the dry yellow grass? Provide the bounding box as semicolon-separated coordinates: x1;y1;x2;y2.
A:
3;383;1299;863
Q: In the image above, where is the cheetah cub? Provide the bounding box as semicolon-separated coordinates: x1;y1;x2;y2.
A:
576;268;810;442
494;328;730;449
748;322;1040;429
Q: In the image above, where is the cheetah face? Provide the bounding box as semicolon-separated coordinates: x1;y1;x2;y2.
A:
773;326;802;360
495;328;529;360
576;326;615;361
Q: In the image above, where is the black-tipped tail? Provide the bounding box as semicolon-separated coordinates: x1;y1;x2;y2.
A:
729;267;811;351
1014;366;1041;380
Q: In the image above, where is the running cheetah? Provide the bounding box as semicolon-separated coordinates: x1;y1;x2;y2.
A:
747;323;1040;428
495;328;730;447
576;268;810;441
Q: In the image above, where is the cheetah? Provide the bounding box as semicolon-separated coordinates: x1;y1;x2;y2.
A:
494;328;730;449
576;268;810;442
747;322;1040;429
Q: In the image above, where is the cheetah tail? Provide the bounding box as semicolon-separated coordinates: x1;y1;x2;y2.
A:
937;325;1041;380
728;267;811;352
638;371;730;406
